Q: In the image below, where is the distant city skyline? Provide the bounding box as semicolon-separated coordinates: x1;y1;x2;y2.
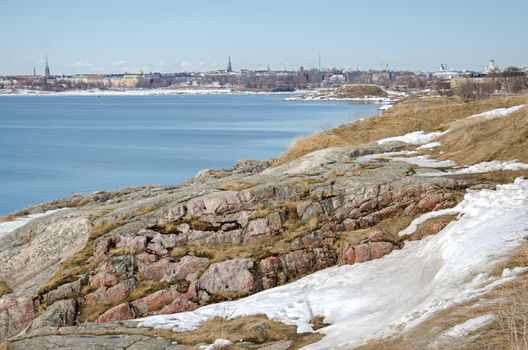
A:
1;0;527;75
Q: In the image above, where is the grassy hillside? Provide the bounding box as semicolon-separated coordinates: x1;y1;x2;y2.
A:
276;94;528;165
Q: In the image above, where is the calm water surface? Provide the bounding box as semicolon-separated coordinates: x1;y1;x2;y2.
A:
0;94;379;214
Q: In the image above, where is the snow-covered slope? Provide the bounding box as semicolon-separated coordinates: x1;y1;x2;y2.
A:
138;178;528;349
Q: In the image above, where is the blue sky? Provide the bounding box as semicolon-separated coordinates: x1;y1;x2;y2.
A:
1;0;527;75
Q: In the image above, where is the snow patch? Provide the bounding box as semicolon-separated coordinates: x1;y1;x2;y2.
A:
286;95;395;103
418;160;528;177
430;314;496;348
353;150;416;163
468;105;526;120
137;178;528;349
390;155;456;168
417;141;441;150
199;339;233;350
377;130;448;146
354;151;455;168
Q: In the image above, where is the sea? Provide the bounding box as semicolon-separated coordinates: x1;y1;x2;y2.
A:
0;93;380;214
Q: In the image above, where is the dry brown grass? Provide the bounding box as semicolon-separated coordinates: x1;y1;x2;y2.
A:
218;181;259;191
489;279;528;350
134;203;159;216
460;170;528;184
248;206;271;220
15;314;322;348
208;291;250;304
127;280;175;302
373;214;417;235
434;107;528;165
278;217;320;246
499;242;528;274
38;241;96;296
177;314;321;347
77;303;115;323
406;214;459;241
89;218;126;240
38;218;126;296
469;243;528;350
276;94;528;165
334;84;388;98
171;241;273;264
108;246;144;256
0;213;21;223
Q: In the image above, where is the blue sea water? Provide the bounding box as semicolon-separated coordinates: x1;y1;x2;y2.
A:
0;94;379;214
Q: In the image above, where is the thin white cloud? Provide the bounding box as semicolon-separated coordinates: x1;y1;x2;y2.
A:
111;60;127;66
180;60;193;67
66;61;94;68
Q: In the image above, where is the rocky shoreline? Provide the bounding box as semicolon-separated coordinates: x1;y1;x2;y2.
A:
0;143;480;344
1;95;527;349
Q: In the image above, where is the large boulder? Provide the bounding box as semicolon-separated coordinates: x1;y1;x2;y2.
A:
131;288;179;315
340;245;356;265
163;255;209;282
0;296;36;340
31;299;77;329
198;258;255;295
369;242;393;259
354;244;371;263
96;302;134;323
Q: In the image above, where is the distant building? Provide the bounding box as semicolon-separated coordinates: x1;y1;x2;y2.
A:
227;56;232;72
330;74;346;83
45;52;50;79
483;59;500;75
432;64;461;80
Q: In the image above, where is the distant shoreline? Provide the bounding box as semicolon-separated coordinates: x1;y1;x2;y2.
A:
0;88;397;104
0;88;302;97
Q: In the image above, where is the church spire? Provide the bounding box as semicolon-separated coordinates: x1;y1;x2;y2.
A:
45;52;50;78
227;56;232;72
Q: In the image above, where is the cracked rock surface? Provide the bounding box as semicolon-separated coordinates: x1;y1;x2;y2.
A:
1;144;486;347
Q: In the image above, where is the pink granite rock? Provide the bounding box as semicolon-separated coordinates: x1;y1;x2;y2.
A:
369;242;394;259
96;303;134;323
354;244;371;263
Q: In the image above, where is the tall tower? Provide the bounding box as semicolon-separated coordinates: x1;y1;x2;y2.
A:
45;52;50;78
227;56;232;72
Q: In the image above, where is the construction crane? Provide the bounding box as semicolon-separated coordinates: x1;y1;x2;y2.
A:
380;62;399;72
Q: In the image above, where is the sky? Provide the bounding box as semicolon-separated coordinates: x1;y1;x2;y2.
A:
1;0;527;75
